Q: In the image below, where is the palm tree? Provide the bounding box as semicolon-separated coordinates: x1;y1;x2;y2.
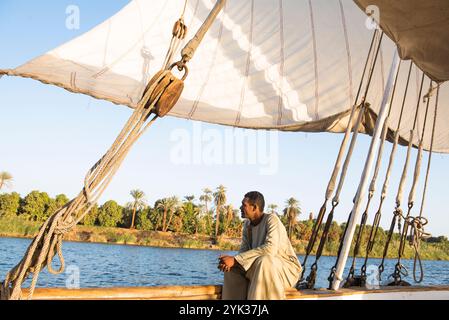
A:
184;195;195;203
213;185;227;238
223;204;234;235
309;212;314;221
165;196;181;232
156;198;171;232
268;204;279;216
284;197;301;240
193;205;202;234
199;188;212;215
129;189;146;229
0;172;13;191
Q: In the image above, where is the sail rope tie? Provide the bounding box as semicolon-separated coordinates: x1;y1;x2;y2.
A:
0;0;226;301
378;72;425;280
358;61;413;285
298;30;380;283
389;79;433;286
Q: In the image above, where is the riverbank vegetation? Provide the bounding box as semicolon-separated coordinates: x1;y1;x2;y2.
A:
1;188;449;260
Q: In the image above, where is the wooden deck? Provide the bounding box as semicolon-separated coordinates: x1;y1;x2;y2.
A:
23;285;449;300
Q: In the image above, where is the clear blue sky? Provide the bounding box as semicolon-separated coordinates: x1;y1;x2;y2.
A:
1;1;449;237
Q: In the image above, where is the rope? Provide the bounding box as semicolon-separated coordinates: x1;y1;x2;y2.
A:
390;79;433;286
344;60;402;286
319;32;385;289
298;30;380;283
1;0;227;300
163;2;189;70
378;72;425;280
181;0;189;19
0;71;166;300
360;61;413;282
408;84;439;284
181;0;226;64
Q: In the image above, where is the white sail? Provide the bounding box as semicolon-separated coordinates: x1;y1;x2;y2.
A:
1;0;448;151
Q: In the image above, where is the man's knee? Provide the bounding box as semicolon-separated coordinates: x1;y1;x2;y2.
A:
254;255;276;268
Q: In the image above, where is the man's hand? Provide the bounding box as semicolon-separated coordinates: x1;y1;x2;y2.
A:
218;255;237;273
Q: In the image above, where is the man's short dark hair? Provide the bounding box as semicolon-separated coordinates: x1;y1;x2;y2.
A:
245;191;265;212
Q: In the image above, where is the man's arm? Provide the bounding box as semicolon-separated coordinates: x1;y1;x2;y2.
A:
218;221;249;273
238;220;251;254
234;214;281;271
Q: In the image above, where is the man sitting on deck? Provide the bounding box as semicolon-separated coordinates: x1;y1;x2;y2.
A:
218;191;302;300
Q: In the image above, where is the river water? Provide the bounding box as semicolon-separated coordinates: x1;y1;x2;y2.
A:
1;237;448;289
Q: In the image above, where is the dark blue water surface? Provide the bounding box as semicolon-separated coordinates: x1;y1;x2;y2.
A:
1;237;448;289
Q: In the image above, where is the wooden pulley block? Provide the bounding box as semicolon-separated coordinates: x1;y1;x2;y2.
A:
143;65;187;117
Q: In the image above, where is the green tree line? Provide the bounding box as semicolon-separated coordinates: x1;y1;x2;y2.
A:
1;187;448;259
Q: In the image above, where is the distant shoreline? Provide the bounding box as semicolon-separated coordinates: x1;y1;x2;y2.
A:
1;229;448;262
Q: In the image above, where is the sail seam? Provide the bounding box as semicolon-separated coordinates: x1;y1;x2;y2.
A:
277;0;285;126
339;0;354;107
308;0;319;120
235;0;255;126
189;1;226;120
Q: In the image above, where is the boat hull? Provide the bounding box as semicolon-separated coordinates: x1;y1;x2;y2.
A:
23;285;449;300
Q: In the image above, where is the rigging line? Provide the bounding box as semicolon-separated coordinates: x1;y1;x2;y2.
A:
361;61;413;273
181;0;189;19
378;71;425;279
391;79;432;285
411;84;439;283
332;32;385;205
325;29;379;201
395;72;425;208
299;30;380;282
419;85;439;218
344;59;403;284
407;79;433;208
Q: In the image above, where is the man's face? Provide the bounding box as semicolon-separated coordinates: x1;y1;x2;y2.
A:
240;198;257;220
